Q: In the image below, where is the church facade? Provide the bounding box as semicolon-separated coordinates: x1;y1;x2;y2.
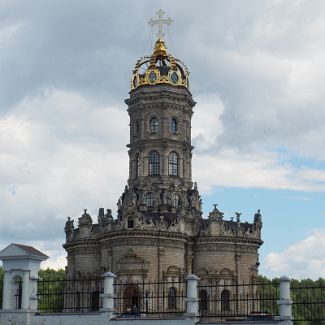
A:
63;15;263;291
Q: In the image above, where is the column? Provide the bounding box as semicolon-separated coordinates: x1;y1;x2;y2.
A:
277;276;293;325
101;271;116;319
2;270;11;309
21;270;30;310
29;276;38;311
185;274;200;318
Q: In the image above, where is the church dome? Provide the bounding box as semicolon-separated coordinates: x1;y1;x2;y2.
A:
131;38;190;91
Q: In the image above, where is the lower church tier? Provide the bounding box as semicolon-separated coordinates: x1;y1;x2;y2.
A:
63;205;263;285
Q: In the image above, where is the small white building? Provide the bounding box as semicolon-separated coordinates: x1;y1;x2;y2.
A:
0;243;48;310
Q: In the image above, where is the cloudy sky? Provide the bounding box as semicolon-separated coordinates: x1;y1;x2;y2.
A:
0;0;325;279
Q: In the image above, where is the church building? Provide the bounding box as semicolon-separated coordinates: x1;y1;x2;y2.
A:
63;11;263;290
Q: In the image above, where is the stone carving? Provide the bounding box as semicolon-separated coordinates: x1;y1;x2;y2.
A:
162;191;168;205
78;209;92;227
64;217;74;241
254;209;262;224
98;208;108;225
78;209;92;238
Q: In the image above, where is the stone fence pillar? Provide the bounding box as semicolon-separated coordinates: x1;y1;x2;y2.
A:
185;274;200;319
101;271;116;319
277;276;293;325
21;270;30;310
29;276;38;311
2;270;11;310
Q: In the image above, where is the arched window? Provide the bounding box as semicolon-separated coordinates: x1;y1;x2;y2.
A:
128;217;134;229
145;192;155;207
136;154;141;177
168;152;178;176
199;289;208;311
150;117;159;134
172;194;179;208
149;151;160;175
221;289;231;312
168;287;177;310
170;118;177;134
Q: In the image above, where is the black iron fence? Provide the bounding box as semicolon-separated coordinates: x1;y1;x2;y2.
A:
197;281;279;320
291;281;325;323
0;275;2;309
114;279;187;317
2;274;324;323
37;277;103;312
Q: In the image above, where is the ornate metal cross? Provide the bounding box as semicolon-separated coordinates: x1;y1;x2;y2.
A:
148;9;173;39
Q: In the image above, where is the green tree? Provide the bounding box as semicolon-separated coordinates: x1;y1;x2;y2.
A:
37;268;66;312
259;275;325;325
0;266;3;308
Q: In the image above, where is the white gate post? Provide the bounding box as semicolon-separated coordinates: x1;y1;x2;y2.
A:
29;276;38;311
185;274;200;319
21;270;30;310
2;270;11;309
277;276;293;325
101;271;116;319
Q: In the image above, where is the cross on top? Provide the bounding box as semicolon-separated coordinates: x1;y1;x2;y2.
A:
148;9;173;39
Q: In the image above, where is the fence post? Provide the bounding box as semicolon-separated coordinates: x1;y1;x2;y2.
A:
21;270;30;310
29;276;38;311
2;270;11;309
101;271;116;319
185;274;200;319
277;276;293;325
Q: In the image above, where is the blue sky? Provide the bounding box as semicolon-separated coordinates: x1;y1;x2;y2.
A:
0;0;324;279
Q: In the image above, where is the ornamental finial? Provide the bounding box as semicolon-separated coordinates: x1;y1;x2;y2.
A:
148;9;173;40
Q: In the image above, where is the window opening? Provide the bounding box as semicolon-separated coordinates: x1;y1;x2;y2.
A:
168;152;178;176
145;192;155;207
149;151;160;175
170;118;177;134
221;289;231;312
150;117;159;134
168;287;177;310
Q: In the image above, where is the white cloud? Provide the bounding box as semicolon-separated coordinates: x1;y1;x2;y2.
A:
0;88;129;245
192;94;224;151
193;149;325;194
264;229;325;279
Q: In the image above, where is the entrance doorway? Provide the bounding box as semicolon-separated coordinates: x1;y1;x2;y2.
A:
123;285;140;312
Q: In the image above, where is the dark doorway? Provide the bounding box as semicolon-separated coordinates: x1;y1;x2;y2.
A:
199;289;208;312
221;289;231;312
124;285;140;313
91;291;100;311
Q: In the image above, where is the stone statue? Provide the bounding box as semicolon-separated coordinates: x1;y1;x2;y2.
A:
64;217;74;240
117;198;122;210
130;189;137;206
235;212;241;223
98;208;109;226
162;191;168;205
140;193;146;205
78;209;92;227
254;209;262;223
106;208;113;220
190;193;197;208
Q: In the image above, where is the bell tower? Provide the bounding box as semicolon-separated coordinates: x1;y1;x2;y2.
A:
118;11;201;221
